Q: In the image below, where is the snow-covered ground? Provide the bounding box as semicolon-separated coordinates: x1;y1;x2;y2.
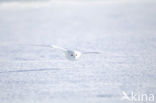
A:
0;1;156;103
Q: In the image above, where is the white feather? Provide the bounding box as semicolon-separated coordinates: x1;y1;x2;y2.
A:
29;44;102;61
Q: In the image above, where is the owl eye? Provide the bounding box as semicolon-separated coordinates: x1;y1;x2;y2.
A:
75;54;77;56
71;54;73;56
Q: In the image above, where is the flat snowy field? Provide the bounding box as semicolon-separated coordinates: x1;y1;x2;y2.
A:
0;1;156;103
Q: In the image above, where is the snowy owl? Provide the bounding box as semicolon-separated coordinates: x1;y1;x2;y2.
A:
31;44;101;61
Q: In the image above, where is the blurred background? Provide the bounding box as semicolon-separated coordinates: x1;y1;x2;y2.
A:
0;0;156;103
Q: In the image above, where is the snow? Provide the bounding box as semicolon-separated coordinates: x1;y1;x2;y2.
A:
0;1;156;103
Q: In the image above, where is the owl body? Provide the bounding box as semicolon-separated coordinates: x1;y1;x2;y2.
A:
64;50;81;61
31;44;100;61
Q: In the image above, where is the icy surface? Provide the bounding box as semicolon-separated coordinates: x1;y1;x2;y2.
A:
0;1;156;103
